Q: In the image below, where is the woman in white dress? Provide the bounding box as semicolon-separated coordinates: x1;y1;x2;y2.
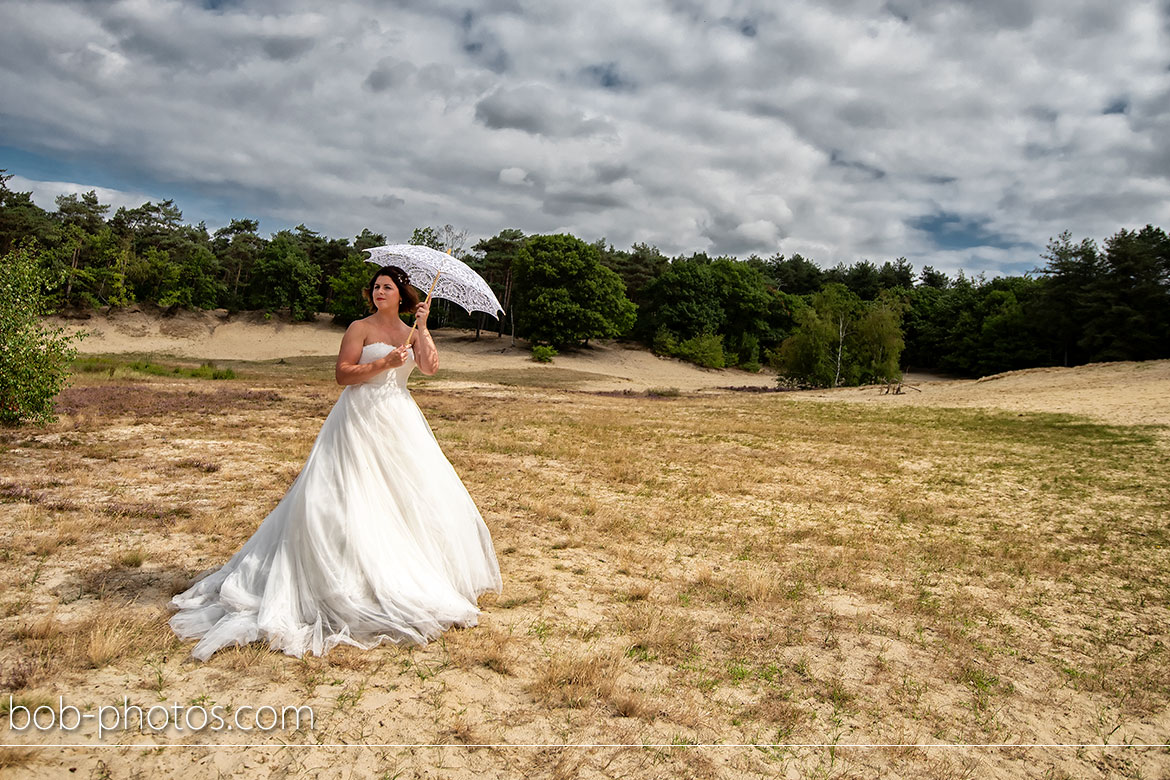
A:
169;265;503;660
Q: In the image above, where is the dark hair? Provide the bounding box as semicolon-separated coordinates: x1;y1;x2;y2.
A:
363;265;419;313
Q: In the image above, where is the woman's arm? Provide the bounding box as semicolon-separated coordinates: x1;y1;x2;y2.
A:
335;321;408;386
410;301;439;376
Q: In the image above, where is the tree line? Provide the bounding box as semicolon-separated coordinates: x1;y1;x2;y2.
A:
3;169;1168;387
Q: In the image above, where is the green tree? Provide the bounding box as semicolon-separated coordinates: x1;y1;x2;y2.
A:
410;225;445;251
972;277;1051;373
55;190;109;234
766;253;824;296
709;258;771;367
639;255;725;343
328;229;388;324
156;243;221;309
842;260;881;300
1037;231;1101;366
816;283;864;386
37;190;129;308
247;231;322;320
293;224;350;312
919;265;950;290
876;258;915;291
53;224;132;308
1;246;80;425
512;234;635;348
772;305;836;387
772;283;865;387
212;219;265;309
0;171;56;253
113;200;224;309
354;228;385;252
902;285;947;368
853;290;906;383
1085;226;1170;361
599;241;668;314
470;228;526;338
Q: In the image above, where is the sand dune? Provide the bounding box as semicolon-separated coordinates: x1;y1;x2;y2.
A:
49;306;1170;426
48;306;778;392
810;360;1170;428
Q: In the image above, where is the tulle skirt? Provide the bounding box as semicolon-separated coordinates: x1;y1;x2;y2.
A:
169;367;503;660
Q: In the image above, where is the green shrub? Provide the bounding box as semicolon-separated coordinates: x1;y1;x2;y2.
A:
191;362;236;380
646;386;680;397
125;360;235;380
675;332;725;369
652;326;679;357
1;246;81;425
531;345;558;363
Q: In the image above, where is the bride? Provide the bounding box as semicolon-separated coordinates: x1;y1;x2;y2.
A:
169;265;503;660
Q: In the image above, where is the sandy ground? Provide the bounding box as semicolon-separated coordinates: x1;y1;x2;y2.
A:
2;309;1166;779
48;307;777;393
50;307;1170;427
811;361;1170;429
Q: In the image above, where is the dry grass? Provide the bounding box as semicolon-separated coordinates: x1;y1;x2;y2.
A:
447;626;513;675
0;358;1168;777
528;650;623;708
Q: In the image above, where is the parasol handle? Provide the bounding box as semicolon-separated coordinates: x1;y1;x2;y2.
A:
406;270;441;347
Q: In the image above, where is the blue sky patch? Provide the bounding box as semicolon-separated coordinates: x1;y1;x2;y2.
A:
1103;98;1128;115
909;211;1026;252
0;145;263;233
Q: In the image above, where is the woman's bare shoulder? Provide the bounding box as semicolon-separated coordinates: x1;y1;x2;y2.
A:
345;317;374;335
340;318;372;349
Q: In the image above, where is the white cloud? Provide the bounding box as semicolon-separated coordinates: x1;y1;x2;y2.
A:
0;0;1167;277
8;174;159;215
498;167;530;186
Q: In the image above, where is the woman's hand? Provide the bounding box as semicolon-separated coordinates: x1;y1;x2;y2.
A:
415;300;430;330
377;345;410;369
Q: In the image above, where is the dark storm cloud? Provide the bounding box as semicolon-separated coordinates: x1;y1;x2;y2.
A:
460;10;510;73
590;162;632;185
261;34;316;61
580;62;634;91
542;189;627;217
370;193;406;209
474;85;613;137
829;152;887;181
364;57;416;92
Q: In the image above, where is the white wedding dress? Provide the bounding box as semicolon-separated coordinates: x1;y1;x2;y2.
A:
169;343;503;660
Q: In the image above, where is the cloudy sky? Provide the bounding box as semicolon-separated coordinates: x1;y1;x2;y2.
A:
2;0;1167;276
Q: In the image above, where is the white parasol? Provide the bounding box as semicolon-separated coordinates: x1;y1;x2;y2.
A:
363;244;504;318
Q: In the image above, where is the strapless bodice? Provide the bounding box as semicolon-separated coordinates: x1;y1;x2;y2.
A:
358;342;414;389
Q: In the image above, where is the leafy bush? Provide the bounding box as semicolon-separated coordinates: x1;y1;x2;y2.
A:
675;332;725;369
646;386;680;397
1;246;80;425
726;332;760;370
653;326;728;369
126;360;235;380
652;326;679;357
531;345;558;363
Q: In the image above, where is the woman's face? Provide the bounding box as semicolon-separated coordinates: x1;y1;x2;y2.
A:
371;275;400;312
